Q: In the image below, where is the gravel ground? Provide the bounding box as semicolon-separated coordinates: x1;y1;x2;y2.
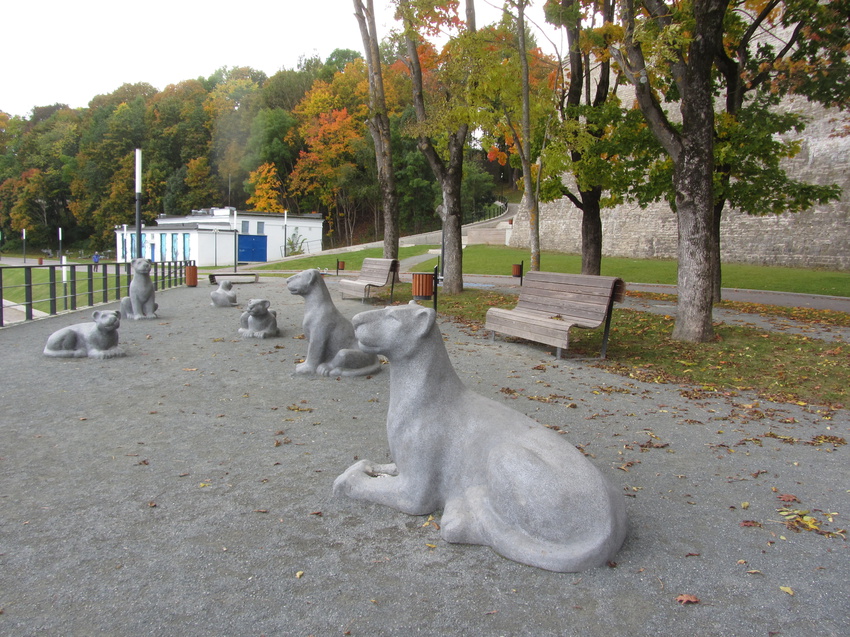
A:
1;276;847;636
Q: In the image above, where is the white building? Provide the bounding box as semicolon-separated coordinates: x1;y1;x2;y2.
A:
114;208;324;266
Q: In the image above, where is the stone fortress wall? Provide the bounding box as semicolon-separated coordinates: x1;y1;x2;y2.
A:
508;98;849;271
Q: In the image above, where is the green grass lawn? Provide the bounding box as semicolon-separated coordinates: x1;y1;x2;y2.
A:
260;244;848;297
407;245;850;297
251;245;434;273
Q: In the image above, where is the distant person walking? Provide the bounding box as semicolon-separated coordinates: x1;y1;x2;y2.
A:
92;252;100;272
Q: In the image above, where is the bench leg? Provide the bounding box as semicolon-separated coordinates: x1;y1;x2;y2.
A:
555;346;562;359
599;296;617;359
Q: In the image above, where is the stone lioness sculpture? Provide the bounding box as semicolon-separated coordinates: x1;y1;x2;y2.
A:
286;268;381;377
238;299;279;338
333;302;627;572
120;258;158;319
210;280;237;307
43;310;125;359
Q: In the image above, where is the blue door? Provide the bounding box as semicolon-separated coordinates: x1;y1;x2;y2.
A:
238;235;267;262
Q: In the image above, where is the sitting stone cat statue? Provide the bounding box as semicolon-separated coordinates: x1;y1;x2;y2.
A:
286;268;381;377
238;299;279;338
43;310;125;359
120;258;158;319
333;302;627;572
210;280;238;307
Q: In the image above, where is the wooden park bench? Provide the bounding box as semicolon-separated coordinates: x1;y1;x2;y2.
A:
485;272;626;359
208;272;260;284
339;258;399;302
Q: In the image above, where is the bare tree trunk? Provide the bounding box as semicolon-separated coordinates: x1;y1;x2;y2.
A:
580;187;603;275
670;0;724;342
673;154;715;342
615;0;726;342
560;0;613;276
516;0;540;271
399;0;469;295
353;0;399;259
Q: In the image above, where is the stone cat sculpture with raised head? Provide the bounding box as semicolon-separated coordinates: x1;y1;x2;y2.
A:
286;268;381;377
210;280;238;307
120;258;158;319
43;310;125;359
238;299;279;338
333;302;627;572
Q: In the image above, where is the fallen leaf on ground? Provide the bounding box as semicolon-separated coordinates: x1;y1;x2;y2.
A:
780;586;794;596
676;594;700;605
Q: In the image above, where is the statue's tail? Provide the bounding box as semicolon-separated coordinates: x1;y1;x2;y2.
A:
441;484;627;573
336;358;383;378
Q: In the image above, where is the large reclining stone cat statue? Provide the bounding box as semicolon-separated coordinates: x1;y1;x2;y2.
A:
333;302;627;572
286;268;380;377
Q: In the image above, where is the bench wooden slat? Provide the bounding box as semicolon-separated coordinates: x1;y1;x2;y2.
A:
485;272;625;359
208;272;259;284
339;258;399;302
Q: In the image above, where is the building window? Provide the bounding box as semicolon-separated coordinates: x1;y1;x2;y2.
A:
257;221;265;235
241;220;249;234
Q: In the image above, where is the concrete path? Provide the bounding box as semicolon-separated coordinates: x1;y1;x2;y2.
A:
0;277;847;636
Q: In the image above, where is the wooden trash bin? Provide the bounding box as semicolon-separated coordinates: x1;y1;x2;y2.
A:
186;265;198;287
411;272;433;300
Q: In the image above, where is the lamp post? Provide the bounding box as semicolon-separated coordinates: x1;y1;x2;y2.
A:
283;209;288;257
135;149;142;259
22;228;26;263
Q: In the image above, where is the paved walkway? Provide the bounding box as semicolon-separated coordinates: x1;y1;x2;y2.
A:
1;276;847;636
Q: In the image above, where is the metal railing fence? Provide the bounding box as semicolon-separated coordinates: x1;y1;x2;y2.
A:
0;260;194;327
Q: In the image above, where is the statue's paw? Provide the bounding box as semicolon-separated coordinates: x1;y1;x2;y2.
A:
333;460;372;496
316;363;336;377
370;462;398;476
295;362;314;375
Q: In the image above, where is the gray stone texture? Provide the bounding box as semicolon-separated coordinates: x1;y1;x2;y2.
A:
43;310;124;358
210;280;238;307
333;302;627;572
120;258;159;319
510;99;849;270
238;299;279;338
286;269;381;377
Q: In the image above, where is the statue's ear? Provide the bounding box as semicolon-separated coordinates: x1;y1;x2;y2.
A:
410;303;435;337
92;311;101;320
116;311;122;319
260;300;270;310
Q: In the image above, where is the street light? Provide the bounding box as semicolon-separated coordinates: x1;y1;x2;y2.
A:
135;149;142;259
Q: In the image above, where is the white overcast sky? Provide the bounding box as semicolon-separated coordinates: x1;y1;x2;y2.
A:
3;0;562;119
